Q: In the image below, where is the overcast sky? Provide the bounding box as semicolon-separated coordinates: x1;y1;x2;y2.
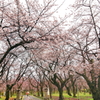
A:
55;0;75;16
21;0;76;17
5;0;75;17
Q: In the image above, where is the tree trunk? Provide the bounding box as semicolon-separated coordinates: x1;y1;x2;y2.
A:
72;84;76;97
16;89;20;100
5;85;10;100
98;38;100;48
65;85;72;96
91;91;100;100
5;91;9;100
77;72;100;100
37;85;40;97
48;82;52;99
49;86;52;99
58;88;64;100
40;86;43;97
85;77;100;100
70;75;76;97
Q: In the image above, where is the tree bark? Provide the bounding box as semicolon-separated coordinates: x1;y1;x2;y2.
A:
5;85;11;100
40;85;43;97
76;72;100;100
37;85;40;97
92;92;100;100
72;84;76;97
58;88;64;100
65;85;72;96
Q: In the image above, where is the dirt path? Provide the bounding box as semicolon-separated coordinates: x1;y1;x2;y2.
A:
23;95;42;100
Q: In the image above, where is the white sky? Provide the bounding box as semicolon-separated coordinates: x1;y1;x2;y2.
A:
54;0;75;17
56;0;75;9
5;0;75;17
22;0;75;17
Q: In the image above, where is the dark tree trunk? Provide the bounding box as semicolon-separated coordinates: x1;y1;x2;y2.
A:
5;90;9;100
98;38;100;48
89;82;100;100
40;85;43;97
5;84;15;100
58;88;64;100
70;75;77;97
76;72;100;100
65;85;72;96
85;75;100;100
92;91;100;100
72;84;76;97
37;85;40;97
5;85;11;100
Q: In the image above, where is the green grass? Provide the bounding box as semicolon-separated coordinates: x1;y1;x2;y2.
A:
0;96;5;100
52;92;93;100
0;95;16;100
0;98;4;100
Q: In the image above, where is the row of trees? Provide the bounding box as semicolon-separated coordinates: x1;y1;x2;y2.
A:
0;0;100;100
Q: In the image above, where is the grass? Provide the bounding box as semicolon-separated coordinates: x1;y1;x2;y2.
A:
52;92;93;100
0;96;5;100
0;95;16;100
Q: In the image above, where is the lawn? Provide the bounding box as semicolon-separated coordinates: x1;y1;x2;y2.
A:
0;96;5;100
52;92;93;100
0;96;16;100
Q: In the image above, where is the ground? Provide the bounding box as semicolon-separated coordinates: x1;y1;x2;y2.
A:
51;96;92;100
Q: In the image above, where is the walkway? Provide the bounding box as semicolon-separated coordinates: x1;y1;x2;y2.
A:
23;95;42;100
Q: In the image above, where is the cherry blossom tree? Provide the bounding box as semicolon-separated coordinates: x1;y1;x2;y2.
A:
29;67;46;97
2;54;32;100
0;0;67;78
32;44;72;100
66;0;100;100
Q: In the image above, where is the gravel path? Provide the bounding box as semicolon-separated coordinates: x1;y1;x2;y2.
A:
23;95;42;100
